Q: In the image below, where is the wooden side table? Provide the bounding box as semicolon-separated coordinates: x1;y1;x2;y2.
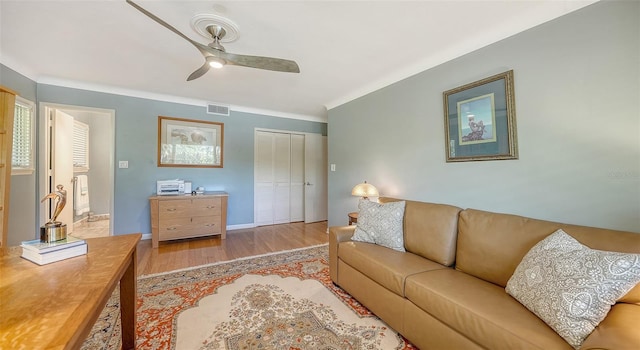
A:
348;212;358;225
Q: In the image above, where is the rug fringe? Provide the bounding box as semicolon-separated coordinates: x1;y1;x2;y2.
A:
138;243;328;279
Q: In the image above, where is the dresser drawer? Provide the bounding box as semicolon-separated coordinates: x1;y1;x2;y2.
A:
190;198;222;217
158;217;191;240
158;199;191;219
190;215;221;235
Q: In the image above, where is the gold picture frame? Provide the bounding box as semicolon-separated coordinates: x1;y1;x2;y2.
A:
157;116;224;168
443;70;518;162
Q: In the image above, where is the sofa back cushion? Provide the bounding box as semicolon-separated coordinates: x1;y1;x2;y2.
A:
380;197;461;266
456;208;640;303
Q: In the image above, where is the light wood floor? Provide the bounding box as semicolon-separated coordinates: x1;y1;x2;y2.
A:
71;219;110;239
136;221;329;276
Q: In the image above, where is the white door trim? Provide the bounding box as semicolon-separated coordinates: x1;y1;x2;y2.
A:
38;102;116;235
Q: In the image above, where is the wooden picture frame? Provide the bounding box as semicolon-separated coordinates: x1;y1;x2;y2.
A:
443;70;518;162
157;116;224;168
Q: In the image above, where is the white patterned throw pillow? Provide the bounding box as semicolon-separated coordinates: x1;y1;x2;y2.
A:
506;229;640;349
351;199;406;252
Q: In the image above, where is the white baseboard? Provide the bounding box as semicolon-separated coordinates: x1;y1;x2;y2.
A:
227;223;256;231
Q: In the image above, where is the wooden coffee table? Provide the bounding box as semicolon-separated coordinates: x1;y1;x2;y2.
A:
0;233;141;350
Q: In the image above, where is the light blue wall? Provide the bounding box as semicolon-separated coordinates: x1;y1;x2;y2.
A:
1;65;38;245
328;1;640;232
1;68;326;242
36;84;326;235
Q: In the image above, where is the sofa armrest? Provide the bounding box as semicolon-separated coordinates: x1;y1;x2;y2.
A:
580;303;640;349
329;225;356;283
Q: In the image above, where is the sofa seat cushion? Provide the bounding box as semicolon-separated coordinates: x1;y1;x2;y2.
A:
339;241;447;296
405;269;572;350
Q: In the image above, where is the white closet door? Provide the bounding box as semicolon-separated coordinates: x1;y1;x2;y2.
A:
273;133;291;224
290;134;304;222
254;130;325;226
304;134;328;223
254;131;275;226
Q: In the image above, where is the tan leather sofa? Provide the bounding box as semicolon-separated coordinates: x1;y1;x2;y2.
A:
329;197;640;349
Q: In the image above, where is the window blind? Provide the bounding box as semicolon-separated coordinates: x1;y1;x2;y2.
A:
73;120;89;171
12;97;34;174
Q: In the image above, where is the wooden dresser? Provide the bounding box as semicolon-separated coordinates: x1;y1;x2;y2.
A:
149;192;228;248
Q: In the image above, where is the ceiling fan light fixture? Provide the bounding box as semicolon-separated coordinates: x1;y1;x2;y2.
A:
127;0;300;80
208;57;225;69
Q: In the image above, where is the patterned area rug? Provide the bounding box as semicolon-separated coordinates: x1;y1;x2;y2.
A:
82;245;416;349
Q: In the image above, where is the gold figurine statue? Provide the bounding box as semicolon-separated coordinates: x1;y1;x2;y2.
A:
41;184;67;223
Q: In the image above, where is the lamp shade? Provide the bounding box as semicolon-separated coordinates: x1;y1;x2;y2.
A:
351;181;379;199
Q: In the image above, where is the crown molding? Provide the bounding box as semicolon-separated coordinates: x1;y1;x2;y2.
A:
0;63;325;123
36;76;326;123
231;105;327;123
0;55;39;82
325;0;598;111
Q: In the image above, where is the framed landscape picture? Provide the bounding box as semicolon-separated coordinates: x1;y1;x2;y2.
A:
157;116;224;168
443;70;518;162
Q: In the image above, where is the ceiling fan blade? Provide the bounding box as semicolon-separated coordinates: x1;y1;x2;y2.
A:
187;62;211;81
219;52;300;73
127;0;299;76
126;0;210;55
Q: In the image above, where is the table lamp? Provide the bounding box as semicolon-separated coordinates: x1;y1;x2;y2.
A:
351;181;379;200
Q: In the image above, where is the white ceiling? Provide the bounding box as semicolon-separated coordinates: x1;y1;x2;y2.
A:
0;0;597;122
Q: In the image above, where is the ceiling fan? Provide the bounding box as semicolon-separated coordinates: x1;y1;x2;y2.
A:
126;0;300;81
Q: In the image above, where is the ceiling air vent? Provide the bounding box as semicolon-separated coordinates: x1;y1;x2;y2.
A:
206;103;230;116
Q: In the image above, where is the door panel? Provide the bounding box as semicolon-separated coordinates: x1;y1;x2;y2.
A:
290;134;304;222
273;133;290;224
255;183;274;226
254;131;275;226
304;134;328;223
254;132;274;183
274;183;290;224
52;110;74;231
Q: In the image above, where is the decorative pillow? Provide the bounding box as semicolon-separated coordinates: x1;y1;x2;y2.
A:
351;199;406;252
506;229;640;349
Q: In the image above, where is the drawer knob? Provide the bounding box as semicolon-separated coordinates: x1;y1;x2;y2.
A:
205;224;215;227
166;227;177;231
166;208;177;212
206;206;216;209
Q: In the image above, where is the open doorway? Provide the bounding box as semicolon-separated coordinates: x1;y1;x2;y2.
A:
39;103;115;238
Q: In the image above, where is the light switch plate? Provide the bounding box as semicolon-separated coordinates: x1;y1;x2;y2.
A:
118;161;129;169
330;164;336;172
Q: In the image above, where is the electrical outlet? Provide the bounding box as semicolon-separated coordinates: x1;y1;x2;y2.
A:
330;164;336;172
118;161;129;169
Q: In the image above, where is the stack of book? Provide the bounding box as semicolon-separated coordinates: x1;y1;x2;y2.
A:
21;236;88;265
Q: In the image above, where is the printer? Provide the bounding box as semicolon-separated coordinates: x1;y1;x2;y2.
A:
156;179;185;195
